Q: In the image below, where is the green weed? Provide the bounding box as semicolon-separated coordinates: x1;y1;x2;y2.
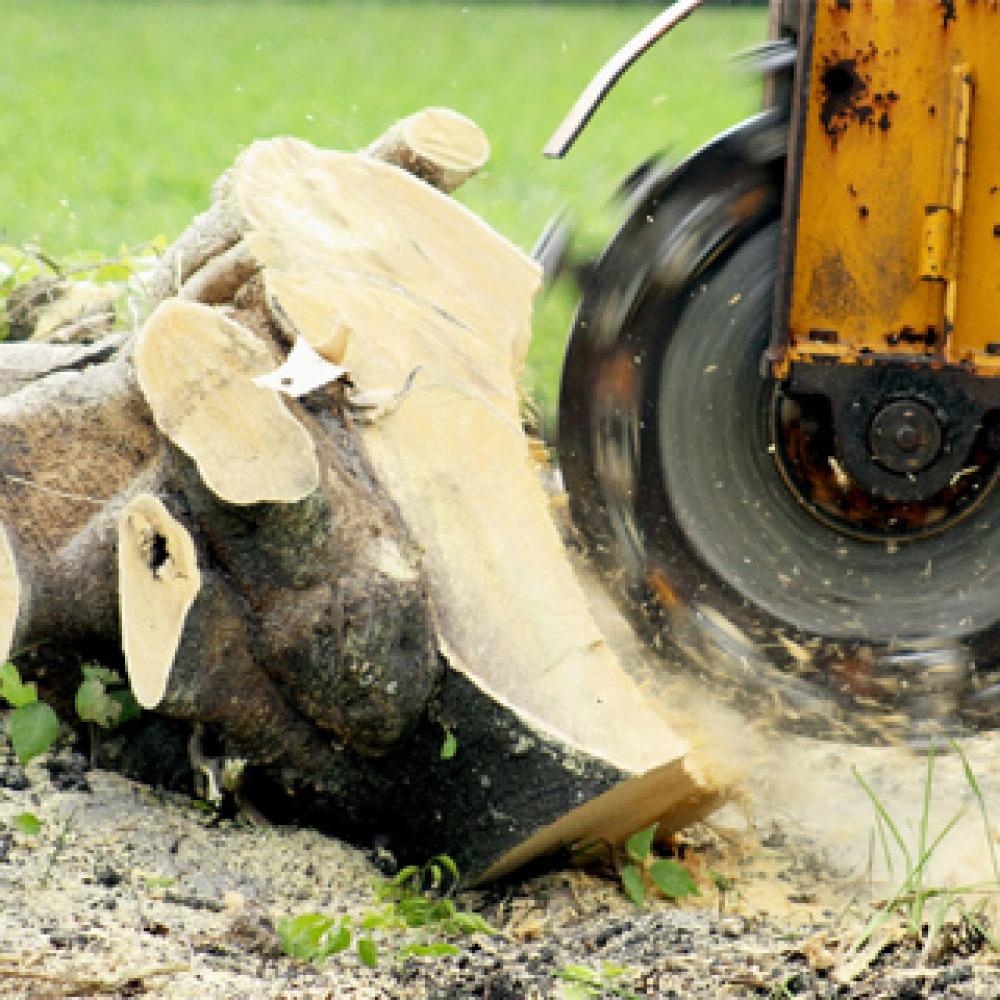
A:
277;854;495;966
0;662;60;764
75;664;141;730
143;875;176;892
619;822;701;908
708;868;737;915
1;660;140;764
439;729;458;761
555;961;639;1000
0;238;166;340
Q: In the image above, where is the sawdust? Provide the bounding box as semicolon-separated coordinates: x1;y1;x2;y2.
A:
576;543;1000;954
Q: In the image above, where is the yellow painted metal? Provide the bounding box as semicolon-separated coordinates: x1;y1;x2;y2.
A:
780;1;1000;377
945;64;972;356
919;206;951;281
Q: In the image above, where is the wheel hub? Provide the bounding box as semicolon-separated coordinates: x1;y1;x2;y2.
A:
868;399;942;474
783;362;1000;509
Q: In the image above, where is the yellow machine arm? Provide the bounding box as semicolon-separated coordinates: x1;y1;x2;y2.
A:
774;2;1000;376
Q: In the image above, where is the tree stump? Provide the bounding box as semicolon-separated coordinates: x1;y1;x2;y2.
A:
0;109;713;881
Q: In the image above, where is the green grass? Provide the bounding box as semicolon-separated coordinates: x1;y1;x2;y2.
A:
841;741;1000;980
0;1;765;415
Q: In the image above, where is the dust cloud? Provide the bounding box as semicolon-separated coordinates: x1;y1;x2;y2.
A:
574;549;1000;925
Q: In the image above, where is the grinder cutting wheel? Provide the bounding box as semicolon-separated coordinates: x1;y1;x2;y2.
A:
546;0;1000;739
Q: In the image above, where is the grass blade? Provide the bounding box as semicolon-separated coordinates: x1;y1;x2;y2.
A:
851;764;912;872
912;740;937;932
950;738;1000;884
873;808;895;882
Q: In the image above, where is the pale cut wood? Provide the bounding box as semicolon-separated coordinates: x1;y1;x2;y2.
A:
135;299;319;505
482;758;715;882
365;107;490;193
231;137;689;774
119;494;202;709
0;524;18;663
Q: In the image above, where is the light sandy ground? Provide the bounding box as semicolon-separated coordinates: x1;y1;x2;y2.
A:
1;561;1000;997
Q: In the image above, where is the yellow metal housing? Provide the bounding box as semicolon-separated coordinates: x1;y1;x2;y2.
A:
779;1;1000;377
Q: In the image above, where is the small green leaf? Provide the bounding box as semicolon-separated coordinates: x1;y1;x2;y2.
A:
107;688;141;726
399;896;433;927
9;701;59;763
0;662;38;709
13;811;42;836
649;859;700;900
430;853;460;883
276;913;352;961
429;898;456;920
708;869;734;893
143;875;175;890
390;864;422;887
92;261;133;282
75;676;121;728
620;864;646;907
556;964;604;987
440;729;457;760
601;962;631;979
444;911;496;935
625;823;657;863
398;941;460;959
361;910;391;930
81;664;123;685
322;924;351;957
276;913;330;958
556;985;594;1000
357;937;378;967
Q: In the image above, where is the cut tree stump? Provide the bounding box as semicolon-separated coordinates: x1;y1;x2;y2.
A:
0;108;715;881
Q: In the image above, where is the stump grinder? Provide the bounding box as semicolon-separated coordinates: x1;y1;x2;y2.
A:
546;0;1000;740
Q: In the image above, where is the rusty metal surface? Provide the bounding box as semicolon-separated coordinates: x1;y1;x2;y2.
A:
777;0;1000;376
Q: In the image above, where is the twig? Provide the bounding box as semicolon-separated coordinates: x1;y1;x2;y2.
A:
889;884;1000;904
0;472;104;506
0;960;188;996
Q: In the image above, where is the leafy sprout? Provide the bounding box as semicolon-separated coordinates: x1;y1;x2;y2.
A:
277;854;494;967
0;662;59;764
618;822;700;908
1;660;141;765
556;962;639;1000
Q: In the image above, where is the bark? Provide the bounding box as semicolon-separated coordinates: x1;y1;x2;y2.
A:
0;110;712;881
363;107;490;193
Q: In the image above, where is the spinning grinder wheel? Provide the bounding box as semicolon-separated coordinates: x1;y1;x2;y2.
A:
557;120;1000;741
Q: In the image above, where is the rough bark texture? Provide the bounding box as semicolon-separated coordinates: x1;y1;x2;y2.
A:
364;107;490;193
0;111;711;881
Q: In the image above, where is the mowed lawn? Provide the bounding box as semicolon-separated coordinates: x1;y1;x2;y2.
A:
0;1;765;414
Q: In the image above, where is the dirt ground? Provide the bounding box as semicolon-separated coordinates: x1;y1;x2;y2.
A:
2;731;999;1000
2;567;1000;998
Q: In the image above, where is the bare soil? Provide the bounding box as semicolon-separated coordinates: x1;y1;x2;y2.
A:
1;737;999;1000
2;562;1000;998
